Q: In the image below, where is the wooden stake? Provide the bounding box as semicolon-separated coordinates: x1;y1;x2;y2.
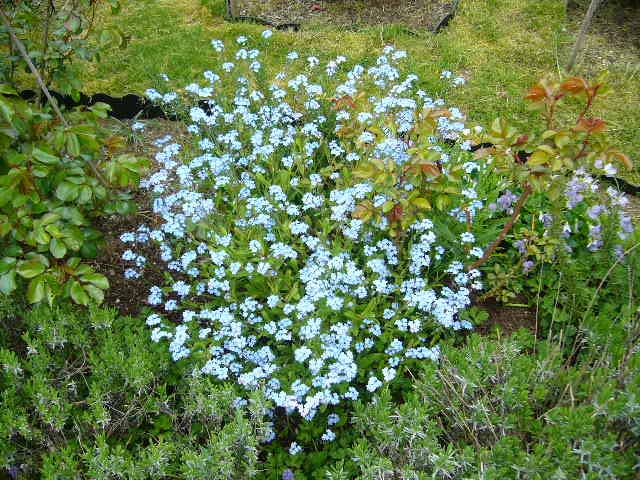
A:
567;0;603;72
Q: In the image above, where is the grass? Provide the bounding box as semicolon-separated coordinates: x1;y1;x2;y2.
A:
84;0;640;181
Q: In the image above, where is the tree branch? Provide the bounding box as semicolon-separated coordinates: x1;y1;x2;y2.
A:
468;183;533;271
0;6;110;188
0;6;68;126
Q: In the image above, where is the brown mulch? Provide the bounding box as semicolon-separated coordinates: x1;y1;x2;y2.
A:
90;119;188;316
232;0;456;31
90;198;162;317
475;300;538;337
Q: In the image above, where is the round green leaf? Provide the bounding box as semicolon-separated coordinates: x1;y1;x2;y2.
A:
16;260;46;279
49;238;67;259
55;181;80;202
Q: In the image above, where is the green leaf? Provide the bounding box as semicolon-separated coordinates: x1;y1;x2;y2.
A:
55;181;80;201
32;147;60;165
0;84;18;95
412;197;431;210
0;257;15;274
80;272;109;290
0;186;15;207
69;280;90;305
66;257;81;269
62;226;84;251
0;270;16;294
66;132;81;157
0;220;10;237
382;201;394;213
80;241;98;258
26;276;45;303
0;97;14;122
83;284;105;304
16;260;46;279
64;15;81;33
50;238;67;259
77;185;93;204
32;165;51;177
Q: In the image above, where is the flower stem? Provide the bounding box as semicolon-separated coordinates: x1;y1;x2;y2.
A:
468;183;533;271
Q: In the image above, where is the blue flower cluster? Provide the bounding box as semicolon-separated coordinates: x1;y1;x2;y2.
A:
123;33;489;446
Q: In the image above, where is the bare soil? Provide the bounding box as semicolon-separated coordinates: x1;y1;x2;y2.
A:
231;0;456;31
90;119;188;316
476;300;538;337
567;0;640;73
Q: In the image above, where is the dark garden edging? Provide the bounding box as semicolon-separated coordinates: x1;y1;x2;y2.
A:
20;89;640;195
19;89;167;120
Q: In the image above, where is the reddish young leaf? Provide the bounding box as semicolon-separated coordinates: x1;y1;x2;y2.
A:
514;134;529;146
420;163;441;177
560;77;588;95
524;84;548;102
388;204;403;223
575;117;606;134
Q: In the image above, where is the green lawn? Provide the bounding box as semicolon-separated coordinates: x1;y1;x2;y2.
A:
85;0;640;181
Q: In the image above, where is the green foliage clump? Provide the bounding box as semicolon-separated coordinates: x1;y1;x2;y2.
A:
0;88;148;306
347;321;639;479
0;300;269;479
0;0;126;97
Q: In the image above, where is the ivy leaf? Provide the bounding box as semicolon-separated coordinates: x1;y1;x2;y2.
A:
16;260;46;279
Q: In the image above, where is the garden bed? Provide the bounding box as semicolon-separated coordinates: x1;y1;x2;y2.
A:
230;0;457;31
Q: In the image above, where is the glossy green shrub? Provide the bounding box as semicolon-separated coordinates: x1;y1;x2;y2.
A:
0;87;148;305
